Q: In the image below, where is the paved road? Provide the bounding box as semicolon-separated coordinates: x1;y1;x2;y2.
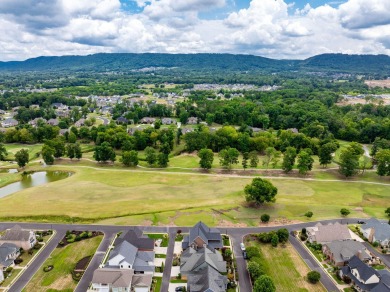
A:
75;230;118;292
161;228;177;292
2;218;387;292
8;230;66;292
289;234;339;292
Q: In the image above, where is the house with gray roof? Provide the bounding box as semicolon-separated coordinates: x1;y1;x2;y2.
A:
1;118;18;128
340;256;390;291
180;247;226;276
306;222;352;244
47;118;59;126
322;240;371;266
0;243;20;270
162;118;176;125
182;222;223;251
187;265;228;292
105;241;154;274
114;227;154;251
0;225;36;250
361;218;390;248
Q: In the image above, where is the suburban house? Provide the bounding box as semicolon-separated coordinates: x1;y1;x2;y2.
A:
29;118;46;127
340;256;390;291
0;268;4;282
322;240;371;266
161;118;176;125
187;265;228;292
182;221;223;251
91;268;153;292
75;118;86;127
0;225;37;250
0;243;20;270
116;117;129;125
360;218;390;248
306;222;353;244
51;103;68;110
114;227;154;251
47;118;60;126
1;118;18;128
105;241;154;274
180;247;227;276
187;117;198;124
140;117;156;124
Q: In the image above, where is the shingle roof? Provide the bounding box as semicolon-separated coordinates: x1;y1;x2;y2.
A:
107;241;137;266
361;218;390;242
187;265;228;292
348;256;379;282
324;240;370;263
0;243;18;268
310;222;352;243
132;274;153;288
372;270;390;292
0;225;32;241
182;221;223;250
115;227;155;250
92;268;133;288
180;247;226;274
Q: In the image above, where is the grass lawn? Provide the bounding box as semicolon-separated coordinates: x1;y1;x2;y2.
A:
147;234;169;247
0;163;389;225
152;277;162;292
23;235;102;292
0;268;21;287
155;254;167;258
4;143;42;161
249;241;325;292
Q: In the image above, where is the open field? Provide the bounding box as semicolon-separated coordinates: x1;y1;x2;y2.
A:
365;80;390;88
247;241;325;292
4;144;42;161
23;235;103;292
0;164;389;226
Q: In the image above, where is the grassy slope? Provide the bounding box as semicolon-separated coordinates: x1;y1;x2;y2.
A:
24;235;102;292
250;241;325;292
0;163;388;225
4;144;42;161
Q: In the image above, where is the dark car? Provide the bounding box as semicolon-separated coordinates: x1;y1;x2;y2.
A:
175;286;185;292
243;251;248;259
357;220;365;224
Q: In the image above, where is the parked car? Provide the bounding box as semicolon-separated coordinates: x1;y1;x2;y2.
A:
175;286;186;291
357;220;365;224
243;251;248;259
240;243;246;251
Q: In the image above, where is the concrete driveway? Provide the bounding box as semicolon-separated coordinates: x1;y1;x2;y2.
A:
168;283;186;292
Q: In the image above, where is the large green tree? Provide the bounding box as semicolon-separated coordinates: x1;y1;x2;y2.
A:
282;147;297;173
93;142;116;162
376;149;390;176
144;147;157;166
318;142;338;167
42;144;55;165
297;149;314;175
339;147;360;177
15;149;29;168
198;148;214;170
253;275;276;292
121;150;138;167
245;178;277;206
219;147;239;170
0;143;8;161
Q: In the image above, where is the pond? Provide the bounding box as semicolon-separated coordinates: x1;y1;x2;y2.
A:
0;171;72;199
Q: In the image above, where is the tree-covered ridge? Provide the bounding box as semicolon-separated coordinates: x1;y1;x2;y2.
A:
0;53;389;74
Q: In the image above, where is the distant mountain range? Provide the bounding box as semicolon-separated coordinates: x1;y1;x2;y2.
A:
0;53;389;74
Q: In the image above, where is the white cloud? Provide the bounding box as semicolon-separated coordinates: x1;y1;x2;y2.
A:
0;0;389;61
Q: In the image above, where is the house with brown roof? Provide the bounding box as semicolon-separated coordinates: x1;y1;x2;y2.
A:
47;118;59;126
91;268;153;292
0;225;37;250
306;222;352;244
140;117;156;124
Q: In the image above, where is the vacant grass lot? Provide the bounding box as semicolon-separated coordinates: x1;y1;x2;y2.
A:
23;235;102;292
5;143;42;161
0;163;389;225
249;241;325;292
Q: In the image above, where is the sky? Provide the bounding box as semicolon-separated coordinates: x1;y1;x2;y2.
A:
0;0;389;61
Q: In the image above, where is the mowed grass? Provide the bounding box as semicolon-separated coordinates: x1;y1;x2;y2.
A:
24;235;102;292
0;164;389;225
5;143;42;161
249;241;325;292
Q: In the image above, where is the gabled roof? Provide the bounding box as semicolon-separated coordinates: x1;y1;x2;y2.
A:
92;268;133;288
324;240;370;263
347;256;379;282
187;265;228;292
115;227;155;250
182;221;222;250
132;274;153;288
361;218;390;242
372;270;390;292
107;241;137;266
180;247;226;274
0;243;18;267
0;225;33;241
309;222;352;243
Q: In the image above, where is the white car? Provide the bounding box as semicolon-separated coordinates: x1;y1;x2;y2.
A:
240;243;246;251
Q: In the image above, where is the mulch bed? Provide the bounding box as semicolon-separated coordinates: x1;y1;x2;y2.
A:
57;230;103;248
74;255;92;272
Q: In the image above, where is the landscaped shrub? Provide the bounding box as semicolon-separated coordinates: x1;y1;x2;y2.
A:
33;243;41;250
14;258;23;264
43;265;54;272
343;275;352;284
300;233;308;241
246;246;260;260
307;271;321;284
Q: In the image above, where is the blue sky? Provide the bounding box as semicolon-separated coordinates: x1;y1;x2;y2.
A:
0;0;388;61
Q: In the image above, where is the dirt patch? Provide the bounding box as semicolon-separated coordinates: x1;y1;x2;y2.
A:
218;219;248;228
261;218;303;227
141;220;153;226
74;256;91;271
365;80;390;88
